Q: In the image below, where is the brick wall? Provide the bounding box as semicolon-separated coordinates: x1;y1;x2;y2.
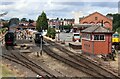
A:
82;34;112;55
80;12;112;30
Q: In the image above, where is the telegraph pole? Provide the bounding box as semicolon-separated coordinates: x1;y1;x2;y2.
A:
40;27;43;56
40;35;42;55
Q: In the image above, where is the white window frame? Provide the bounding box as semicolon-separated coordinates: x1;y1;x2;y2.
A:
93;34;105;41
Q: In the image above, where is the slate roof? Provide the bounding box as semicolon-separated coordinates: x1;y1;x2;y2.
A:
73;24;92;28
81;25;113;33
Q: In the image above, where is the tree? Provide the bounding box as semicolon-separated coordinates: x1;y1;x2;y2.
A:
29;19;34;23
36;11;48;32
112;14;120;31
106;13;113;17
21;18;27;22
116;27;120;34
60;18;63;21
56;17;59;20
9;18;19;26
3;22;9;28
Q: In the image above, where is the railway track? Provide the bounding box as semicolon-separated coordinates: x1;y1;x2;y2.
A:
43;37;120;78
1;46;56;78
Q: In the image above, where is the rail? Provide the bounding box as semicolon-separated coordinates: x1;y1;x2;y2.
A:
44;37;120;78
2;49;56;78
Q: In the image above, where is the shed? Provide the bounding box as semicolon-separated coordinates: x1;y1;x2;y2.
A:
81;25;113;55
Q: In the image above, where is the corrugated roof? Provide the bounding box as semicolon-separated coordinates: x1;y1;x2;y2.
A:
81;25;113;33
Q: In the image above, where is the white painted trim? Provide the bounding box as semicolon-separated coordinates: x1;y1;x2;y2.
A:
93;34;105;41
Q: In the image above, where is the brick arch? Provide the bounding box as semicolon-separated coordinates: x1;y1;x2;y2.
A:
104;21;111;25
90;21;95;24
96;21;101;25
83;22;88;24
104;21;111;29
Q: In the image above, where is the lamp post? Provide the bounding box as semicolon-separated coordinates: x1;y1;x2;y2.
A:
40;26;43;56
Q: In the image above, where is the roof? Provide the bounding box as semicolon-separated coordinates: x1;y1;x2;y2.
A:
81;25;113;33
73;24;93;28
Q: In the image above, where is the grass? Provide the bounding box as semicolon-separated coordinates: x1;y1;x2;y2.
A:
0;64;15;77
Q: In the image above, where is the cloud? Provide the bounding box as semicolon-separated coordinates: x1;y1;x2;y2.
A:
0;0;119;20
0;2;15;5
91;2;118;8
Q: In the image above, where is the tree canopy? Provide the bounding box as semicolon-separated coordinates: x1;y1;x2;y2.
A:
21;18;28;22
29;19;34;23
106;13;120;33
112;14;120;31
36;11;48;32
9;18;19;26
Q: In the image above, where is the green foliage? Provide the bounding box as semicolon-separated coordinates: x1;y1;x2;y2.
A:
61;25;72;30
47;27;56;39
21;18;28;22
112;14;120;32
2;22;9;28
36;11;48;32
106;13;113;17
0;28;7;34
9;18;19;26
29;19;34;23
1;64;15;77
116;27;120;34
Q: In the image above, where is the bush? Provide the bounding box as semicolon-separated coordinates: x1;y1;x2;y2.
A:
47;27;56;39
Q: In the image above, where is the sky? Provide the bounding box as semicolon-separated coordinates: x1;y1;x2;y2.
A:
0;0;120;20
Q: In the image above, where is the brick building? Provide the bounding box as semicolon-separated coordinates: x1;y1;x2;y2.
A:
81;25;113;55
17;22;36;30
48;19;74;28
80;12;113;30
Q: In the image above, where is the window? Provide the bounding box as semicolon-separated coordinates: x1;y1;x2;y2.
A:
74;34;79;36
100;35;104;40
95;17;98;20
82;33;91;40
94;35;99;40
94;35;105;41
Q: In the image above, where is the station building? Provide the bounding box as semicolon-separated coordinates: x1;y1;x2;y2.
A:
73;12;113;33
81;25;113;55
80;12;113;30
